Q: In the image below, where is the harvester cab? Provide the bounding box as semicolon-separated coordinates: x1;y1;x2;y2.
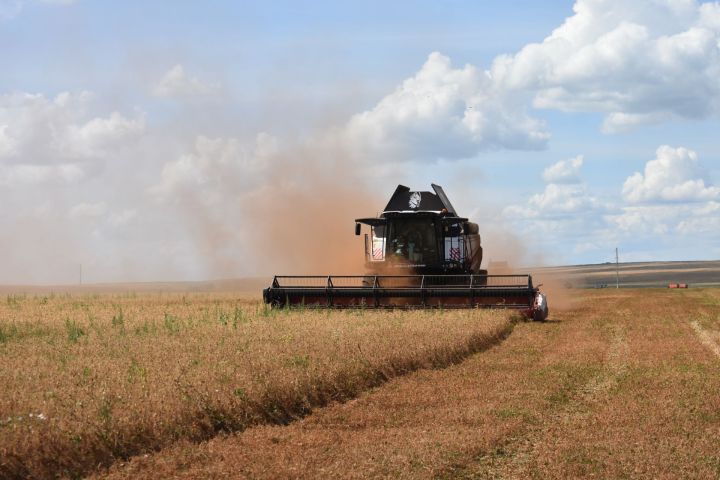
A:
355;184;486;276
263;184;548;321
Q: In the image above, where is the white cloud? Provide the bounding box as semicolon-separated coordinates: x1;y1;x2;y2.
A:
601;112;671;134
607;205;672;235
622;145;719;203
153;64;219;98
342;52;549;162
150;133;277;202
529;183;599;213
607;200;720;241
490;0;720;131
69;202;107;218
0;163;84;186
0;91;144;164
61;111;145;158
108;209;137;228
505;154;602;220
505;144;720;263
0;124;17;157
501;152;615;264
542;155;583;184
572;144;720;255
676;201;720;234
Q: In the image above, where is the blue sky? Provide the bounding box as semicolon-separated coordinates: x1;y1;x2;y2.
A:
1;0;720;283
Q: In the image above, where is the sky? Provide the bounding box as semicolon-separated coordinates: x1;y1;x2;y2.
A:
2;0;720;284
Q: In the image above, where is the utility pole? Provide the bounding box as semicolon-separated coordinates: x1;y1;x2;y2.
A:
615;248;619;289
79;263;82;285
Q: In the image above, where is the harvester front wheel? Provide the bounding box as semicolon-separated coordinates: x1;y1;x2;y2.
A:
532;293;548;321
475;269;488;286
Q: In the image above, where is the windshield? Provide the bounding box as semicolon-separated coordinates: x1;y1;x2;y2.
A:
387;218;438;264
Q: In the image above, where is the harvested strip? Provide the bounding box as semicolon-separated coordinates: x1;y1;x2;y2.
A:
475;289;720;479
690;320;720;359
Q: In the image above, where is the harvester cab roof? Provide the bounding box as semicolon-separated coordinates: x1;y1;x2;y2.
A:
382;184;458;215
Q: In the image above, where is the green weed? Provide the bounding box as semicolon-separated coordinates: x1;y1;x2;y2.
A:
65;318;85;343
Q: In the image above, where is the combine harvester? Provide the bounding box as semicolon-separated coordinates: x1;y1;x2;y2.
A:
263;184;548;320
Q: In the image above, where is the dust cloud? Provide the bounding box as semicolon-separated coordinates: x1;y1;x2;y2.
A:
176;139;383;278
241;169;377;276
479;227;574;312
175;137;573;310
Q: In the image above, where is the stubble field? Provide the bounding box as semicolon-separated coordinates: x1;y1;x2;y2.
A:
2;287;720;479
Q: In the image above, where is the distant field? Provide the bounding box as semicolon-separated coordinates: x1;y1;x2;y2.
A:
535;259;720;288
0;293;510;479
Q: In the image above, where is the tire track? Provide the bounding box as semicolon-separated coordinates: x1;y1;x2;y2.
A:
690;320;720;359
481;321;629;479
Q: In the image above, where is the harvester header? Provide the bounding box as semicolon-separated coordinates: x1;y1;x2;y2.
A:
263;184;548;320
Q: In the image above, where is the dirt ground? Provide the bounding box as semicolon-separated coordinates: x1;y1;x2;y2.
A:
99;288;720;479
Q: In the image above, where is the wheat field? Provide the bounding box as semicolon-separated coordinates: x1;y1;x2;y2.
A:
0;293;511;479
98;288;720;479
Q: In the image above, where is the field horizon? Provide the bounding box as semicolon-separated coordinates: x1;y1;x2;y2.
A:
1;259;718;295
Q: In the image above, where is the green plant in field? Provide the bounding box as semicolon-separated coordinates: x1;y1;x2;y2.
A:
127;359;147;383
232;306;246;328
259;302;275;318
111;307;125;327
0;323;52;344
495;405;531;420
218;309;230;326
98;397;113;423
0;324;17;343
134;321;153;336
286;354;310;368
164;313;180;334
65;318;85;343
6;294;24;308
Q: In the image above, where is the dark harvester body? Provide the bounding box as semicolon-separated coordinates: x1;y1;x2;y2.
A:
263;184;548;320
